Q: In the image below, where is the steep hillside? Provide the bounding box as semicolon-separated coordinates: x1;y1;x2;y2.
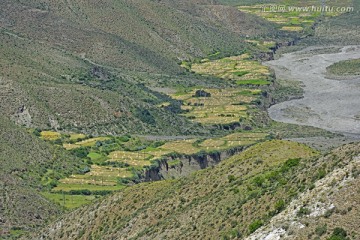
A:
0;28;211;135
295;6;360;46
248;145;360;240
4;0;280;73
34;139;348;240
315;12;360;44
34;141;360;240
0;0;288;135
0;116;87;237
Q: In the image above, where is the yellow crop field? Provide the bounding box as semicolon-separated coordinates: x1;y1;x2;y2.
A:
108;151;153;166
281;26;304;32
190;55;270;82
40;131;61;141
69;133;86;141
159;139;200;155
63;143;80;150
75;137;110;147
238;2;348;33
63;136;110;150
172;88;256;125
56;165;132;188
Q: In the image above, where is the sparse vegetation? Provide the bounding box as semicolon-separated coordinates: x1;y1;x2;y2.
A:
1;0;359;239
326;59;360;77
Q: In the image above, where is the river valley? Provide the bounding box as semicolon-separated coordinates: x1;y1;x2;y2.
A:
267;45;360;138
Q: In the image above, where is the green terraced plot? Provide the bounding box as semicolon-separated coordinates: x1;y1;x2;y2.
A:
88;152;105;161
236;79;271;85
42;192;99;209
53;183;125;192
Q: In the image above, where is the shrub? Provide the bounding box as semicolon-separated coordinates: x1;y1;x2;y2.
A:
281;158;301;172
328;227;348;240
274;199;285;213
135;109;156;125
78;166;91;174
297;207;311;217
118;135;130;142
315;224;327;236
249;220;263;233
252;176;265;187
71;147;90;158
33;128;41;136
317;169;327;179
324;208;335;218
228;175;236;183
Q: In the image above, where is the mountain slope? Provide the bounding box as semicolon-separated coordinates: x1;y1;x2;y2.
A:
0;29;207;135
0;0;286;135
33;139;342;240
0;115;87;237
248;147;360;240
34;141;359;240
4;0;279;73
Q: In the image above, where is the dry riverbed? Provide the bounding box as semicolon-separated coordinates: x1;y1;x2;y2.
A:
266;45;360;138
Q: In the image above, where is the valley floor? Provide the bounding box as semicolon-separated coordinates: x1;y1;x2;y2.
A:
267;45;360;137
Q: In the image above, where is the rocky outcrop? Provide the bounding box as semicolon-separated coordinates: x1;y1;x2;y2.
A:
143;145;247;181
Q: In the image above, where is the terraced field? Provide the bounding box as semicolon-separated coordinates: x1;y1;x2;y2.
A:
55;165;132;187
176;52;273;126
63;137;111;150
40;131;61;141
238;1;349;33
41;193;99;209
188;54;272;85
37;45;333;210
108;151;152;167
36;128;269;209
35;49;307;210
171;88;261;125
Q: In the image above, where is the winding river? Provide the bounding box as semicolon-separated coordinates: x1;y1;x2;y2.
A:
266;45;360;137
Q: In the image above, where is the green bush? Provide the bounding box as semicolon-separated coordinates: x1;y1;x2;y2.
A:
328;227;348;240
228;175;236;183
252;176;265;187
317;169;327;179
71;147;90;159
249;220;263;233
281;158;301;172
274;199;285;213
297;207;311;217
315;224;327;236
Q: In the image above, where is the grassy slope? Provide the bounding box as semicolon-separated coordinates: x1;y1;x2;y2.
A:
35;142;360;240
248;143;360;240
305;11;360;45
0;29;208;135
35;140;331;240
0;116;87;237
6;0;279;73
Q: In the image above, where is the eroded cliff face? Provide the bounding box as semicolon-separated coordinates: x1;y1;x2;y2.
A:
144;146;247;181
